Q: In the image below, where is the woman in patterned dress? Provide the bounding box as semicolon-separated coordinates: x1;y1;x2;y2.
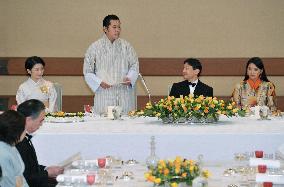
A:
232;57;277;112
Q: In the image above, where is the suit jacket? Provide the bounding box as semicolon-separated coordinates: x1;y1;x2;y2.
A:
16;135;53;187
169;80;213;98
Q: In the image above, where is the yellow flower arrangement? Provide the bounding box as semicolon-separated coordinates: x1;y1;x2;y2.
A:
130;95;244;123
46;111;84;118
145;156;210;186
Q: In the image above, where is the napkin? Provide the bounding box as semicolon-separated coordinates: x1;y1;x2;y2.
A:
56;174;87;183
249;158;280;168
72;159;109;168
256;173;284;184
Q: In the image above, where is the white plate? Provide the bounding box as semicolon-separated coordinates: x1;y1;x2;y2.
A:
45;117;84;123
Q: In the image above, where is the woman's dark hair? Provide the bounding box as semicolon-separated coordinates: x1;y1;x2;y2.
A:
244;57;269;82
0;110;26;145
25;56;45;76
184;58;202;77
17;99;45;119
103;14;120;28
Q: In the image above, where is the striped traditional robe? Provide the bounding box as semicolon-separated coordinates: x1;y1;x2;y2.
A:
83;34;139;115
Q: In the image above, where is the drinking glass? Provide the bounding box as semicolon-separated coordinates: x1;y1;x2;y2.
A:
98;158;106;168
87;173;96;185
64;176;72;185
259;106;269;120
84;105;92;113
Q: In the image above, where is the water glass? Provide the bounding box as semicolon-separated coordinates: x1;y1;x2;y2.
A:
73;178;84;187
259;106;269;119
84;105;92;113
64;176;72;185
87;173;96;185
98;158;106;168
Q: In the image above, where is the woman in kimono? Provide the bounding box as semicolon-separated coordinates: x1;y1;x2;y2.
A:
16;56;57;112
232;57;277;112
0;110;29;187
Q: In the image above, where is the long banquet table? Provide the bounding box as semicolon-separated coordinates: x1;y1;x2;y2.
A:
32;115;284;166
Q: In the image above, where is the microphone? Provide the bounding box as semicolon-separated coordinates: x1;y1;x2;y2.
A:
138;73;151;103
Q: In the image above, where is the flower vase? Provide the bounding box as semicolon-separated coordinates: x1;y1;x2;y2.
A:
204;115;219;123
189;117;205;124
192;176;208;187
177;117;187;123
162;182;191;187
161;116;174;124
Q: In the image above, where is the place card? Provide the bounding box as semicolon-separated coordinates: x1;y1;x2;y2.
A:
256;173;284;184
249;158;280;168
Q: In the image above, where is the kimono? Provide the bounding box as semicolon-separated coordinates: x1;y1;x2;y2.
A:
232;80;277;112
83;34;139;114
16;78;57;112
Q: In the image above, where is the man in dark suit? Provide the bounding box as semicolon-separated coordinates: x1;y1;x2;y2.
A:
16;99;63;187
169;58;213;98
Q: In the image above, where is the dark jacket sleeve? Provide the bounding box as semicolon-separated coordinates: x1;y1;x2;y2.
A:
16;139;50;187
169;83;178;97
208;86;213;97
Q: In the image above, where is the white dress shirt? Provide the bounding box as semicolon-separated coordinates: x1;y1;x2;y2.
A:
189;79;199;95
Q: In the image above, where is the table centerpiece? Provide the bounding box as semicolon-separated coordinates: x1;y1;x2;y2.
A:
130;95;244;124
144;156;210;187
45;111;85;123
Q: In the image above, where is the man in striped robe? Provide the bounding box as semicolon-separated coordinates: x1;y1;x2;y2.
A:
83;15;139;115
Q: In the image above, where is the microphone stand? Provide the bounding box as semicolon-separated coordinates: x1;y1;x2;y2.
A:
138;73;151;104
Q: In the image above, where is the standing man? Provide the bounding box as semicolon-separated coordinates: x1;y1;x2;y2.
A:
16;99;64;187
83;14;139;115
169;58;213;98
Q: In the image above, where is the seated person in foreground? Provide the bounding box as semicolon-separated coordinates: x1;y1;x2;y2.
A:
0;110;29;187
231;57;277;112
16;99;64;187
16;56;57;112
169;58;213;98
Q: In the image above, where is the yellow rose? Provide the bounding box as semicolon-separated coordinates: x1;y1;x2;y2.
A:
144;172;150;179
189;165;194;172
227;105;232;110
233;108;238;113
146;105;152;109
171;182;178;187
204;108;209;113
202;170;211;178
154;178;161;184
175;156;182;163
195;98;201;103
148;175;155;182
163;168;169;175
175;167;180;174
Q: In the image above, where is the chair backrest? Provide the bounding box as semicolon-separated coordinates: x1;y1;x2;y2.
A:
168;85;172;96
53;82;62;111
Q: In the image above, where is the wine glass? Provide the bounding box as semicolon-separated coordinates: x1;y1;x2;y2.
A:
87;173;96;185
98;158;106;168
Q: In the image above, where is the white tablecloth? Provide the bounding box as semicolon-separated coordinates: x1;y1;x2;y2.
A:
32;116;284;166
